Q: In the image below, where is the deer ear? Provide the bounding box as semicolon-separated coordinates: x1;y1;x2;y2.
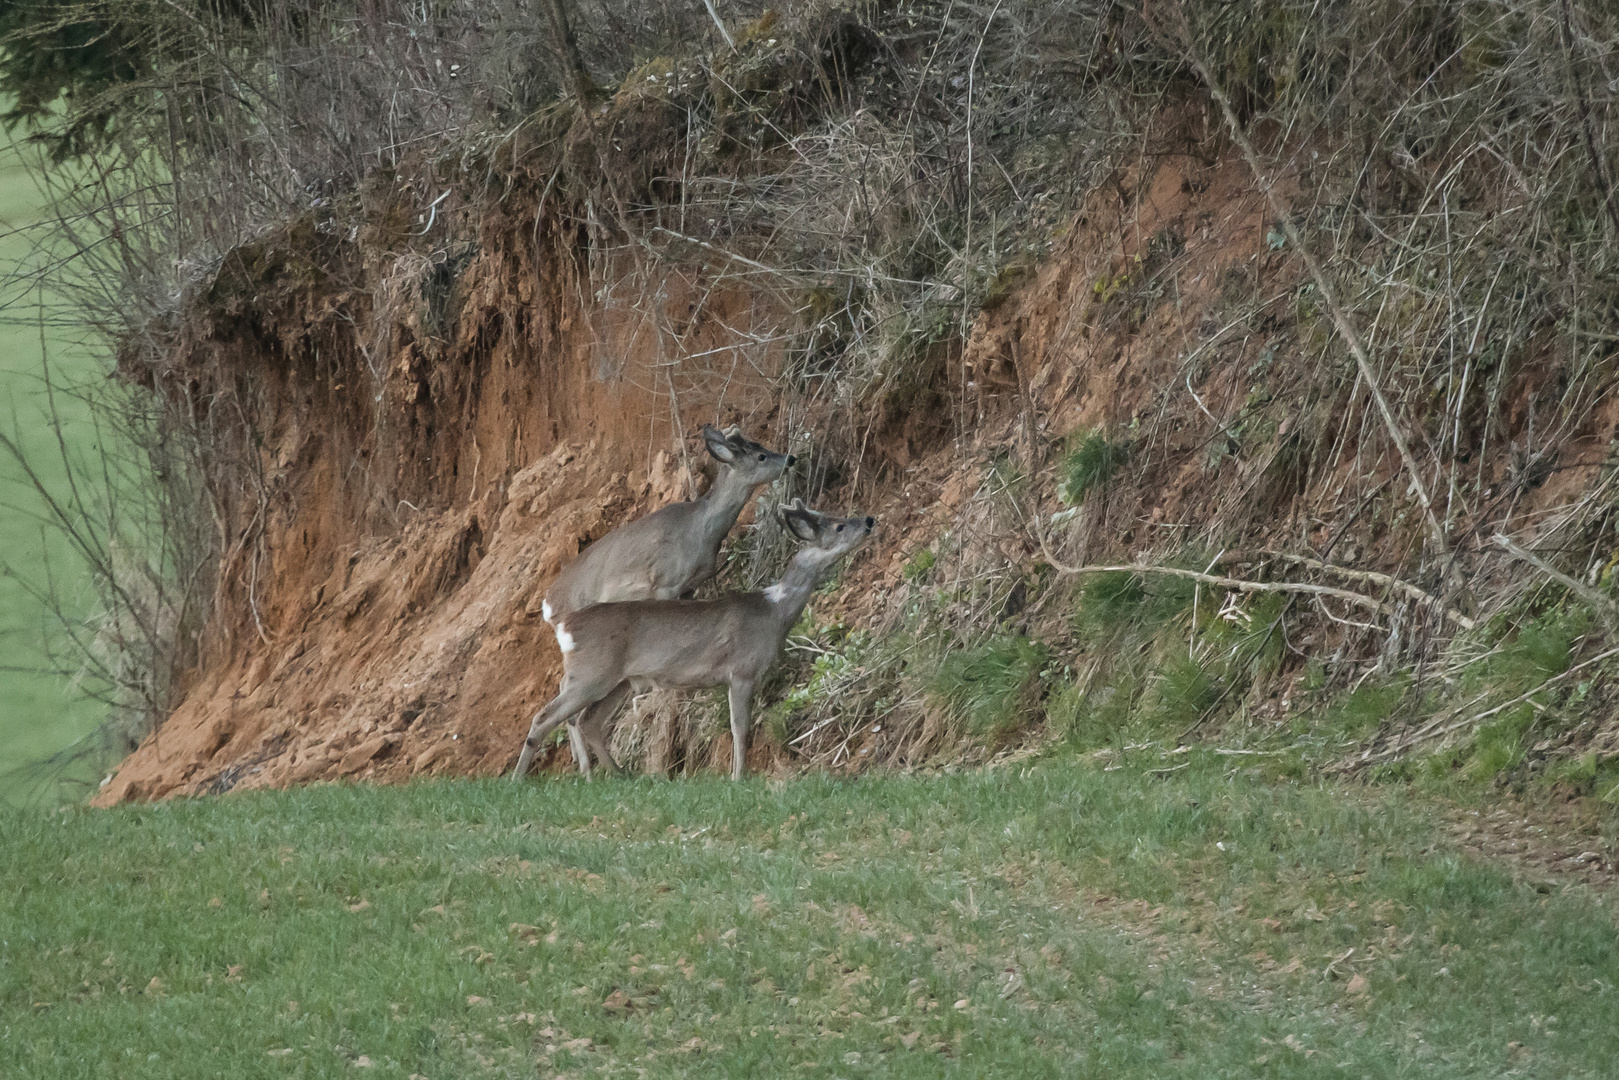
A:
723;425;744;442
782;501;819;542
703;425;738;464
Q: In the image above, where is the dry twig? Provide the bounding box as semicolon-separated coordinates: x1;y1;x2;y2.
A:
1233;550;1476;630
1030;515;1393;621
1492;533;1619;628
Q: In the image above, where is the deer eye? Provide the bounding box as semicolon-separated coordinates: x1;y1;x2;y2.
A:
836;524;844;532
758;453;767;461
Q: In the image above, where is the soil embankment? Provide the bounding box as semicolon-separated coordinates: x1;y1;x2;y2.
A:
95;136;1616;804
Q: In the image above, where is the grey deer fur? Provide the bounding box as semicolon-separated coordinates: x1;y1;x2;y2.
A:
540;424;794;774
512;501;875;781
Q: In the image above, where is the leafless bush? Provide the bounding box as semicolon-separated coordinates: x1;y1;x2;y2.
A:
0;354;215;782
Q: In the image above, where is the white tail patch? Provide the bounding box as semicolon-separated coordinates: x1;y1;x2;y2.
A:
554;622;577;654
763;584;789;604
541;599;554;624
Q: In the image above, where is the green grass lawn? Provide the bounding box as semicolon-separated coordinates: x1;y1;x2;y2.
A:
3;756;1615;1078
0;119;107;802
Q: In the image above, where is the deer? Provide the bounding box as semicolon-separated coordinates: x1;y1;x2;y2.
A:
539;424;795;775
512;501;876;781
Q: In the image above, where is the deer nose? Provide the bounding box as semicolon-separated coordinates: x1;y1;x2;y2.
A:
864;516;875;530
785;454;797;467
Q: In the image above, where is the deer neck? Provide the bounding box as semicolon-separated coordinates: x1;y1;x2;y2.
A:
694;466;758;550
761;548;836;629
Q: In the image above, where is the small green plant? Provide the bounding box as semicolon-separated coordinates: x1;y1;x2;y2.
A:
774;630;873;718
1044;674;1085;736
1308;679;1408;742
931;636;1050;737
1058;430;1129;506
902;546;936;583
1073;571;1145;643
1048;669;1144;749
1466;704;1536;783
1513;613;1578;679
1476;607;1584;691
1150;655;1220;728
1202;591;1287;681
1542;751;1619;801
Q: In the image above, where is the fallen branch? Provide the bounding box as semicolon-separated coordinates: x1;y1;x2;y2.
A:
1031;526;1392;620
1465;647;1619;725
1228;550;1476;631
1492;533;1619;628
1027;505;1404;619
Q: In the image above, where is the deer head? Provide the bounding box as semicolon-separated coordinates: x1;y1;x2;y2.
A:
702;423;795;488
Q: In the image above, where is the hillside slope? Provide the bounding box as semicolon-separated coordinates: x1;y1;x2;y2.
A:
13;0;1601;808
95;133;1617;803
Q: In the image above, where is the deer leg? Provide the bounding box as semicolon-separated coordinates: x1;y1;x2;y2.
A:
572;682;631;776
512;678;606;780
567;723;593;778
727;679;754;781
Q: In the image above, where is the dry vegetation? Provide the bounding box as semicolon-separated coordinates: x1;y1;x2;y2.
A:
4;0;1619;802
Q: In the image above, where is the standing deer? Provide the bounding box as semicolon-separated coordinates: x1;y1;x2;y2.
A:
540;424;794;774
512;501;875;781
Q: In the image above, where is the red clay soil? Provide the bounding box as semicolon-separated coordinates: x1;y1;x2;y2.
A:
94;143;1617;805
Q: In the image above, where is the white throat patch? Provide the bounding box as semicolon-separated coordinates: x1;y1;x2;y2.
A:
554;622;577;654
763;584;789;604
541;599;554;624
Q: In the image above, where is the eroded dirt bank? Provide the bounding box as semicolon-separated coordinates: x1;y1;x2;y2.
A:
94;134;1616;805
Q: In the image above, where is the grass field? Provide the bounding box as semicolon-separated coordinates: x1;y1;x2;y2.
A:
0;121;107;803
3;755;1615;1078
